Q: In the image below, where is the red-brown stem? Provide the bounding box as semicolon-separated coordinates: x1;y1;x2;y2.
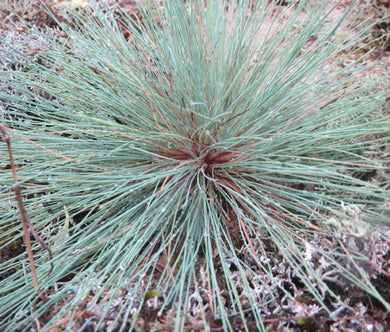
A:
1;128;42;296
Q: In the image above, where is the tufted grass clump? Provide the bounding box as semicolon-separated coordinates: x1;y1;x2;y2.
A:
0;0;389;330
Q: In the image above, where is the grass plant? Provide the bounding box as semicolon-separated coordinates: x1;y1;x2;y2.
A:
0;0;389;330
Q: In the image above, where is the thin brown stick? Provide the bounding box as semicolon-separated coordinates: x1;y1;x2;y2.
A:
1;128;53;297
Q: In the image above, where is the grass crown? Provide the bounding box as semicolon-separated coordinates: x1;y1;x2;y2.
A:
0;0;389;330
